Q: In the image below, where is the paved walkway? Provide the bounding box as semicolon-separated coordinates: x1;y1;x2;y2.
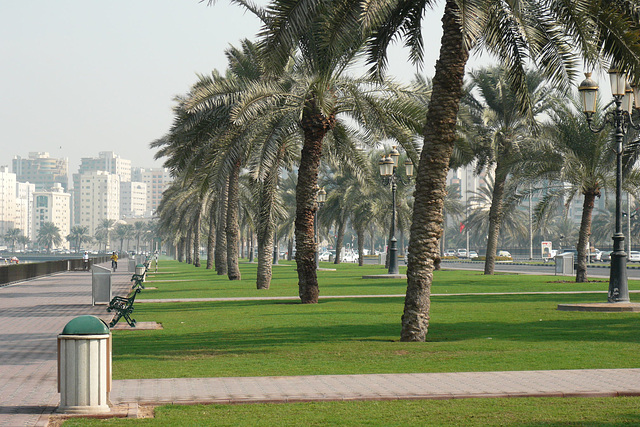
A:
1;266;640;426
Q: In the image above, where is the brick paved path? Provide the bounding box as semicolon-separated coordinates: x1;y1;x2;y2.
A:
2;265;640;426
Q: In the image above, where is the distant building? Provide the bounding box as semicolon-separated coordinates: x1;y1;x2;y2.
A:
33;183;71;249
0;166;17;236
15;182;36;240
12;152;68;192
120;181;147;218
132;167;172;215
73;151;131;225
78;171;120;235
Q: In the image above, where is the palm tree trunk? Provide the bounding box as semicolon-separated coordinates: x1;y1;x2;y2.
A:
206;208;215;269
576;190;597;282
334;220;345;264
296;102;334;303
186;229;193;265
357;227;365;266
248;228;254;263
287;238;293;260
256;174;276;289
402;0;469;342
193;209;201;268
215;178;229;275
226;160;241;280
484;166;508;275
177;237;185;262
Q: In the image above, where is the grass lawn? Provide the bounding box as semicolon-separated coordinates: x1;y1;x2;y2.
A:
111;261;640;379
63;397;640;426
140;260;639;299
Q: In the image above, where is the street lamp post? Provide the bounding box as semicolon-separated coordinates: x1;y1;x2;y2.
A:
578;70;640;303
315;187;326;268
379;146;413;275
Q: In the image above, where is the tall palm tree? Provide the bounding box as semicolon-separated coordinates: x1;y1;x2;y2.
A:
95;219;116;252
233;4;425;303
522;95;640;281
352;0;640;341
37;222;62;253
113;223;134;253
66;226;90;254
463;66;552;275
133;221;147;254
4;228;22;253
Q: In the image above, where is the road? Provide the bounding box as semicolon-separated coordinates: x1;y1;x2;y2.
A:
441;260;640;280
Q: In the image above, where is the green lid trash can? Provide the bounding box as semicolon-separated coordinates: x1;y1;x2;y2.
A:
58;315;112;414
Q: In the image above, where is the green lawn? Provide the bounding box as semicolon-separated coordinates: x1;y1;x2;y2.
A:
63;397;640;426
111;261;640;379
140;260;637;299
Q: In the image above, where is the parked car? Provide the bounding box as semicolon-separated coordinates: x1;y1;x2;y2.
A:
468;250;478;259
497;250;512;258
444;249;457;257
456;249;468;258
319;251;332;262
628;251;640;262
600;251;612;262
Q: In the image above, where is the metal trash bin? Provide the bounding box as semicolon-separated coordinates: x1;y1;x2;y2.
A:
135;263;146;282
555;252;574;276
91;265;112;305
128;258;136;272
58;315;112;414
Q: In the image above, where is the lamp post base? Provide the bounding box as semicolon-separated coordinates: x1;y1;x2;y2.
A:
609;234;630;303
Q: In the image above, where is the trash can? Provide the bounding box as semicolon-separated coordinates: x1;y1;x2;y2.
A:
135;264;146;282
128;258;136;272
91;265;112;305
58;315;112;414
555;252;574;276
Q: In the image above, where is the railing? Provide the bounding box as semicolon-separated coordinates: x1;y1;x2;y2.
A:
0;256;110;286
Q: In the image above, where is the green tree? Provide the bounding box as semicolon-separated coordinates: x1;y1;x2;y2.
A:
522;95;640;281
463;66;552;275
66;226;90;254
353;0;640;341
37;222;62;253
4;228;23;252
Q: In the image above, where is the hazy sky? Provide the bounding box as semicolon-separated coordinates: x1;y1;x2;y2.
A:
9;1;599;181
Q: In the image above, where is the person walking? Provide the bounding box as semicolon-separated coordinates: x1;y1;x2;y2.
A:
110;251;118;272
83;251;89;271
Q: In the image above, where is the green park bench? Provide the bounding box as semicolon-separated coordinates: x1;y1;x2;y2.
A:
131;273;145;290
106;288;141;327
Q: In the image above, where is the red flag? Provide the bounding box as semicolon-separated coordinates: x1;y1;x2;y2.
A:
459;222;465;233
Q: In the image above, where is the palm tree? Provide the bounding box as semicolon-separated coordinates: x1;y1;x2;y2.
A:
95;219;116;252
16;235;30;252
113;223;134;253
241;4;424;303
66;226;90;254
4;228;23;252
522;95;640;282
37;222;62;253
350;0;640;341
133;221;147;254
463;66;552;275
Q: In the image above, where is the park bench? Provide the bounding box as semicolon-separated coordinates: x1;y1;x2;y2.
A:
131;273;145;290
106;288;141;327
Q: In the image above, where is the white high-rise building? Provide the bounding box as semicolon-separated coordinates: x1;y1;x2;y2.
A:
33;183;71;249
120;181;147;218
73;151;131;225
15;182;36;240
79;171;120;235
0;166;17;237
132;167;172;216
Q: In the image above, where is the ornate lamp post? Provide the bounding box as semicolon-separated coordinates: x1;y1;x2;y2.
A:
578;70;640;303
379;146;413;274
315;187;326;268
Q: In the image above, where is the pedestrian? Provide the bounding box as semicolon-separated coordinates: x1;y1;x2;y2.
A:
83;251;89;271
111;251;118;272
